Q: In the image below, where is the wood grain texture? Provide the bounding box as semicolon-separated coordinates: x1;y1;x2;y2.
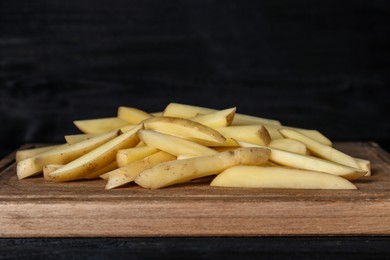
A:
0;142;389;238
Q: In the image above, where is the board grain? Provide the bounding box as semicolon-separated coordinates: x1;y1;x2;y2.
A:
0;142;389;238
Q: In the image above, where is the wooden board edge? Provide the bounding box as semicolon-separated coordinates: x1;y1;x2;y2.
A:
1;199;390;238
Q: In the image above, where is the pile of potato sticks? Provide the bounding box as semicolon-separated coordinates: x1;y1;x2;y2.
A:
16;103;370;190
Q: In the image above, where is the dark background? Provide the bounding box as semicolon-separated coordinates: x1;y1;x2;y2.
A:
1;1;390;258
1;0;389;157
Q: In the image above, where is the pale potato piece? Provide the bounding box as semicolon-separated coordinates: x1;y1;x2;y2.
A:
134;147;270;189
189;107;236;128
17;130;119;179
263;124;332;146
117;106;153;124
268;138;308;155
176;154;198;160
116;146;160;167
210;165;357;190
47;124;142;182
84;161;119;179
163;102;281;126
237;141;366;180
119;124;139;133
215;125;271;146
138;130;218;157
43;164;63;180
143;116;226;144
279;128;359;169
104;151;176;189
355;158;371;176
64;133;99;144
74;117;130;134
16;144;64;162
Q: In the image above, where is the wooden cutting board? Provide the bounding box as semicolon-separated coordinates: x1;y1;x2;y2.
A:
1;142;389;238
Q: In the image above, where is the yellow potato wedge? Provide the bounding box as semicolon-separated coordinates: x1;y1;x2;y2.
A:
143;116;226;144
238;141;366;180
210;165;357;190
279;128;359;169
355;158;371;176
84;161;119;179
116;146;160;167
163;102;281;126
263;124;332;146
47;124;142;182
17;130;119;179
268;138;308;155
74;117;129;134
134;147;270;189
16;144;64;162
117;106;153;124
189;107;236;128
138;130;218;157
64;133;99;144
43;164;63;180
104;151;176;189
215;125;271;146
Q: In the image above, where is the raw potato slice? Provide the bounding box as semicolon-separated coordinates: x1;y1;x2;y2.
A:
84;161;119;179
73;117;130;134
263;124;332;146
143;116;226;144
16;144;64;162
189;107;236;128
215;125;271;146
279;128;359;169
64;133;99;144
138;130;218;157
47;124;142;182
43;164;63;179
17;131;119;179
355;158;371;176
104;151;176;189
163;103;281;126
116;146;160;167
211;165;357;190
268;138;308;155
134;147;270;189
117;106;152;124
238;141;366;180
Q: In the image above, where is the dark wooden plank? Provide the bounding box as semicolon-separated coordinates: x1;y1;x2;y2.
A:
0;142;389;237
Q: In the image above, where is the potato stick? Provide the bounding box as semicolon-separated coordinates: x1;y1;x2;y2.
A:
263;124;332;146
17;130;119;179
74;117;129;134
211;165;357;190
134;147;270;189
355;157;371;176
105;151;176;189
47;124;142;182
43;164;63;180
84;161;119;179
279;128;359;169
189;107;236;128
64;133;99;144
16;144;64;162
138;130;217;157
163;102;281;126
215;125;271;146
143;116;226;144
237;141;366;180
117;106;153;124
268;138;308;155
116;146;160;167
